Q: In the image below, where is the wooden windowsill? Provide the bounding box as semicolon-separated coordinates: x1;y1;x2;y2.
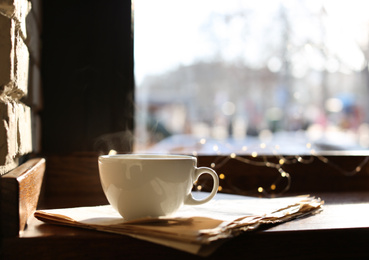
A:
2;191;369;259
2;154;369;259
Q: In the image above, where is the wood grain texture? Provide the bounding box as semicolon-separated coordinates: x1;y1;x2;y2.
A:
197;154;369;196
40;153;108;209
2;192;369;259
1;158;45;237
37;153;369;209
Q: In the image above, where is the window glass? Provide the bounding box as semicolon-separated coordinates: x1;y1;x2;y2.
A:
134;0;369;155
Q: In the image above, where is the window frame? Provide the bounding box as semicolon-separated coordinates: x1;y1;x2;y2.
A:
39;0;369;205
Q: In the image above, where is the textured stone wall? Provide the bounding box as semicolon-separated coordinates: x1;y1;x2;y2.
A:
0;0;39;175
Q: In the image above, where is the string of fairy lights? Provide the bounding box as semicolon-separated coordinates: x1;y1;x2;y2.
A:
192;138;369;196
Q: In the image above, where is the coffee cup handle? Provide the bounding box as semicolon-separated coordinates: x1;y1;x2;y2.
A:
184;167;219;205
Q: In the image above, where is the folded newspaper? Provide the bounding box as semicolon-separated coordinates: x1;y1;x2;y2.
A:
34;193;323;256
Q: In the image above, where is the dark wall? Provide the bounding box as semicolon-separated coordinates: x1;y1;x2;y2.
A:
41;0;134;154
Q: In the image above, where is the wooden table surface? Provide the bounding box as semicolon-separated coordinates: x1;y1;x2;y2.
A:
3;191;369;260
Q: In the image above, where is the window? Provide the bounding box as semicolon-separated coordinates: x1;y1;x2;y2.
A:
134;0;369;155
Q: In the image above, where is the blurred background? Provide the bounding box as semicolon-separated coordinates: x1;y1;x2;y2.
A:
133;0;369;155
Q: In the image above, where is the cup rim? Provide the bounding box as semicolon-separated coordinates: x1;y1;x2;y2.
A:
99;154;196;161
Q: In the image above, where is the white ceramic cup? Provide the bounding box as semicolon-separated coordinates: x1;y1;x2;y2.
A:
98;154;219;220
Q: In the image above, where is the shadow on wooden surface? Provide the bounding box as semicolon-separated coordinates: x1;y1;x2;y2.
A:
1;158;45;237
